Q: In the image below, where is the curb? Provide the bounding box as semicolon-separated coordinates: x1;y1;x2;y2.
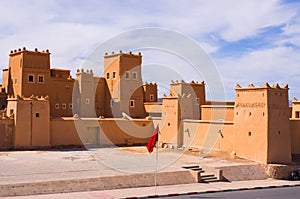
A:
120;183;300;199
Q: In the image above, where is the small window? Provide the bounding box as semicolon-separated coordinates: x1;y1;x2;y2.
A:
62;103;66;109
55;103;59;109
35;113;40;118
14;79;17;84
248;131;252;136
111;100;114;107
125;72;130;79
130;100;135;107
132;72;137;80
150;94;154;101
106;72;110;79
86;98;90;104
113;72;116;79
296;111;300;118
28;75;34;83
69;103;73;109
38;75;44;83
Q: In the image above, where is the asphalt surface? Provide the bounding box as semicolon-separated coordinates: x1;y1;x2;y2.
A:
161;187;300;199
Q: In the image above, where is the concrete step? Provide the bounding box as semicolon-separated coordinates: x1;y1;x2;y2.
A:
201;174;215;178
200;173;219;183
200;178;219;183
190;168;203;172
182;165;200;169
181;165;220;183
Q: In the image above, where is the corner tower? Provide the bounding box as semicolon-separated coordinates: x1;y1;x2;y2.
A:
234;83;291;163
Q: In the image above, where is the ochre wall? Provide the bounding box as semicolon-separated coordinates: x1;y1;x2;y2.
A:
50;118;83;146
0;118;14;150
50;118;154;147
181;120;234;153
267;88;291;163
290;119;300;154
48;77;74;117
234;88;269;163
7;97;50;149
201;105;234;121
160;97;179;146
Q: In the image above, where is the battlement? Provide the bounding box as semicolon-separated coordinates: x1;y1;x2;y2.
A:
235;83;288;90
76;68;94;75
104;50;142;58
170;80;205;85
143;82;157;86
163;92;192;99
9;47;50;56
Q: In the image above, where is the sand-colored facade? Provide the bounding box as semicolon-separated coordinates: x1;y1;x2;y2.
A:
0;47;300;164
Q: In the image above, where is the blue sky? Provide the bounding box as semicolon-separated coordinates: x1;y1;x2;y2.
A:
0;0;300;100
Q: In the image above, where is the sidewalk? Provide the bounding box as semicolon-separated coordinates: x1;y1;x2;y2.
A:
5;179;300;198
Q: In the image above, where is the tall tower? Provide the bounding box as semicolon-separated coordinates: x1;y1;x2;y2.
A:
8;47;50;98
104;51;145;118
234;83;291;163
74;69;96;117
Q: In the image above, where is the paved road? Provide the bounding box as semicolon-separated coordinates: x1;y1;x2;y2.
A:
162;187;300;199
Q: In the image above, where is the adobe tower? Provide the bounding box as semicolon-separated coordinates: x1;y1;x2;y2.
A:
234;83;291;163
104;51;146;118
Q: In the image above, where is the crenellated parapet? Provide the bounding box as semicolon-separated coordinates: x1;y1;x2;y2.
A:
235;82;289;90
170;79;205;86
9;47;50;56
76;68;94;75
104;50;142;58
143;82;157;86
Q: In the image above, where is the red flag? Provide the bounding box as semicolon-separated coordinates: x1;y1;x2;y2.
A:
146;125;159;153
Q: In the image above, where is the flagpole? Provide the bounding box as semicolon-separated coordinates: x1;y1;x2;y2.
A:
155;141;158;195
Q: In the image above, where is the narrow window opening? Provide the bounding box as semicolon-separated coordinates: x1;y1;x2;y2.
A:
130;100;135;107
132;72;137;80
28;75;34;83
125;72;130;79
38;75;44;83
150;94;154;102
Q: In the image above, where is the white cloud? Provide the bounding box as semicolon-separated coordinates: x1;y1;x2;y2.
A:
0;0;300;100
215;46;300;99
